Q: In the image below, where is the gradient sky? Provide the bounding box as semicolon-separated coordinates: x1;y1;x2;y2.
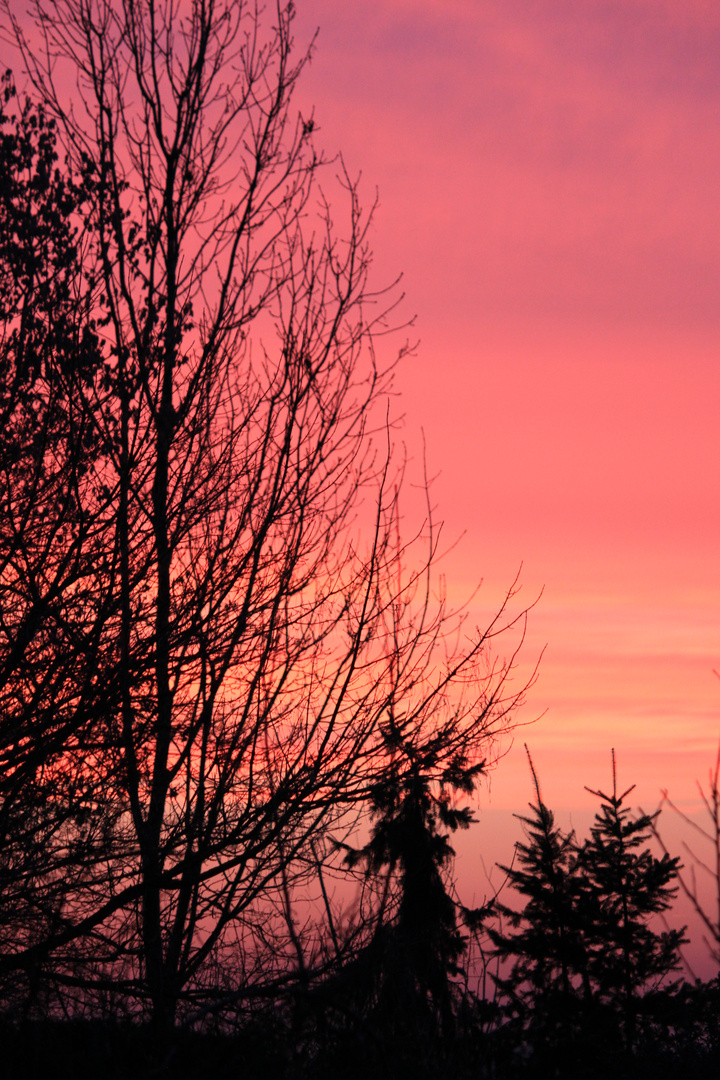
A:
293;0;720;967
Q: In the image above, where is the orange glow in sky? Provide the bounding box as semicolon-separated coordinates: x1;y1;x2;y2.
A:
295;0;720;974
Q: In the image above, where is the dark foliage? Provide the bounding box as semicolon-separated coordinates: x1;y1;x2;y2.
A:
270;735;491;1078
487;749;593;1072
0;69;116;1016
578;750;686;1049
485;749;692;1077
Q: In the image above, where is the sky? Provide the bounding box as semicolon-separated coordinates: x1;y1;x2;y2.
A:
5;0;716;975
292;1;720;970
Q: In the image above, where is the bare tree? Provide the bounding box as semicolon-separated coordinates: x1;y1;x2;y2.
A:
652;737;720;971
2;0;530;1029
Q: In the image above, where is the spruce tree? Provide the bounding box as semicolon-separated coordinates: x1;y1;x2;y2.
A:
489;749;686;1072
488;749;588;1057
579;750;686;1049
335;736;488;1074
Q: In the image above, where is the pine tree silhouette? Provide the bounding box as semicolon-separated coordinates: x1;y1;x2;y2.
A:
489;748;686;1074
336;736;488;1074
488;748;589;1060
578;750;686;1050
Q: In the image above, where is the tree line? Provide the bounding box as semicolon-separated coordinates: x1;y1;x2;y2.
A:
0;3;717;1078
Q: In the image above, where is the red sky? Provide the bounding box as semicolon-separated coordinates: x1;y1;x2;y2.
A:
294;0;720;969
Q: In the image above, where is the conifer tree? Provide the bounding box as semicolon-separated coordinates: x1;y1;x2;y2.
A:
488;749;686;1071
336;734;488;1069
579;750;686;1049
488;748;588;1055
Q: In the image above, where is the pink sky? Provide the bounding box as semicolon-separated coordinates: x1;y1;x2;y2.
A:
3;0;716;980
294;0;720;971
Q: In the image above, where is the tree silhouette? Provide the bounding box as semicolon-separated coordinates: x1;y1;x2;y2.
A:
0;70;116;1015
357;755;480;1024
308;731;490;1078
580;751;686;1049
652;734;720;971
489;749;685;1072
1;1;529;1032
488;748;589;1061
